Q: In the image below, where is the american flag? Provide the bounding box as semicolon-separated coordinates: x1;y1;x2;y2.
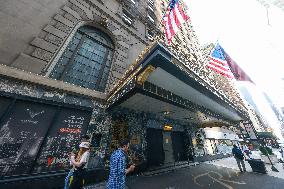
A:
223;50;254;83
163;0;190;44
207;43;234;79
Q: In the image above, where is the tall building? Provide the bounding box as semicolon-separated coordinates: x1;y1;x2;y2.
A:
0;0;253;188
263;92;284;123
280;78;284;111
257;0;284;11
263;92;284;137
238;82;284;140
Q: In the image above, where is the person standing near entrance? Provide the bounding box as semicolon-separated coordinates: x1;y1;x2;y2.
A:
232;144;246;172
107;139;135;189
64;135;90;189
69;141;90;189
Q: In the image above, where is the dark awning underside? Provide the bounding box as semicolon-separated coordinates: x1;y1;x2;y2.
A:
107;43;247;124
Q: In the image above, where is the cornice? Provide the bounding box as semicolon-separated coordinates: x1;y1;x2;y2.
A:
0;64;107;101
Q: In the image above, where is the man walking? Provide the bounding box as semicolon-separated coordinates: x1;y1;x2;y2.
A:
107;139;135;189
232;144;246;172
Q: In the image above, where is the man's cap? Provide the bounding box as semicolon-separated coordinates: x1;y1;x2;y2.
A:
79;142;90;149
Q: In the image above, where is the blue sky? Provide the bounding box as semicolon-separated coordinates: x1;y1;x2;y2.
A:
184;0;284;107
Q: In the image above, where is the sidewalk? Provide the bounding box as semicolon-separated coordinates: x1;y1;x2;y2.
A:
83;161;198;189
84;182;106;189
84;157;284;188
204;156;284;180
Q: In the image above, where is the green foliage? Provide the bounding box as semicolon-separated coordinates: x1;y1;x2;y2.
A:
259;146;273;155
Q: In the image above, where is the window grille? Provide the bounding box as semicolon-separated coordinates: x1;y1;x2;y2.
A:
130;0;136;5
148;14;155;23
147;29;154;40
49;26;114;92
148;0;154;12
148;0;154;7
122;9;133;25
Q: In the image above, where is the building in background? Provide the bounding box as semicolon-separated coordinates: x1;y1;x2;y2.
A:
221;42;284;142
263;92;284;138
0;0;255;188
263;92;284;124
238;82;284;140
257;0;284;11
281;78;284;111
192;126;240;160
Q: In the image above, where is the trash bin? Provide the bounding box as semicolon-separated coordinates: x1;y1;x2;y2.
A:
247;159;267;174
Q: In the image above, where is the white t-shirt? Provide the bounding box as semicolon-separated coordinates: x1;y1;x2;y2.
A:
70;151;90;170
79;151;90;168
70;155;75;166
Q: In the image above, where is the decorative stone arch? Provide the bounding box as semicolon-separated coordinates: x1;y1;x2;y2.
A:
11;0;135;92
44;20;118;77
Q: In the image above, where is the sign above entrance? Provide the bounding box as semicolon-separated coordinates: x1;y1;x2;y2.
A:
164;125;173;131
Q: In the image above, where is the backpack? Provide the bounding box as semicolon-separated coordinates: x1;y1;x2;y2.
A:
234;148;244;160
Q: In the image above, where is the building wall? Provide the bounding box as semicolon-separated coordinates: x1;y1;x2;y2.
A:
0;0;172;176
0;76;105;176
0;0;69;66
105;107;191;160
0;0;156;92
0;0;248;178
0;76;193;175
0;0;249;114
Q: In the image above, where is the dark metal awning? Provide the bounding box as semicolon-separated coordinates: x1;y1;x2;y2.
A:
107;43;246;124
257;132;277;139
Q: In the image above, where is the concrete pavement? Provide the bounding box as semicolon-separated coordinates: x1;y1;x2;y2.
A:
125;164;284;189
85;161;284;189
205;156;284;180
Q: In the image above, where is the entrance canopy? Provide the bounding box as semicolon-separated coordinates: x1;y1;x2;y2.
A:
107;43;247;124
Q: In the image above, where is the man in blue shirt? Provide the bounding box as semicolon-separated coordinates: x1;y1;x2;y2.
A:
107;139;135;189
232;144;246;172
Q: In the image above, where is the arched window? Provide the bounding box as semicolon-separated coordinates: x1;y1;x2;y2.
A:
50;26;114;92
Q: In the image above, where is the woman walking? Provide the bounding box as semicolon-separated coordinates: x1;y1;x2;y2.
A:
69;142;90;189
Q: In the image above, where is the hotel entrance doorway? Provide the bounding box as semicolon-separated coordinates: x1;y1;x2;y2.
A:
163;131;174;164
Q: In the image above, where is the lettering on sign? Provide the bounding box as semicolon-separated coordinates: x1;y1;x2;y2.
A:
59;128;81;134
63;116;85;128
27;109;45;119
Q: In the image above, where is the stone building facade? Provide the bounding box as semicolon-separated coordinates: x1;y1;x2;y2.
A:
0;0;163;177
0;0;252;185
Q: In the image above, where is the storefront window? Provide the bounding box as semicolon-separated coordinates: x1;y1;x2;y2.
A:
0;97;92;176
0;100;57;176
32;108;91;173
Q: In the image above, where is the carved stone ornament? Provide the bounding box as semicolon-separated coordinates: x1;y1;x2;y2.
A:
137;65;156;85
